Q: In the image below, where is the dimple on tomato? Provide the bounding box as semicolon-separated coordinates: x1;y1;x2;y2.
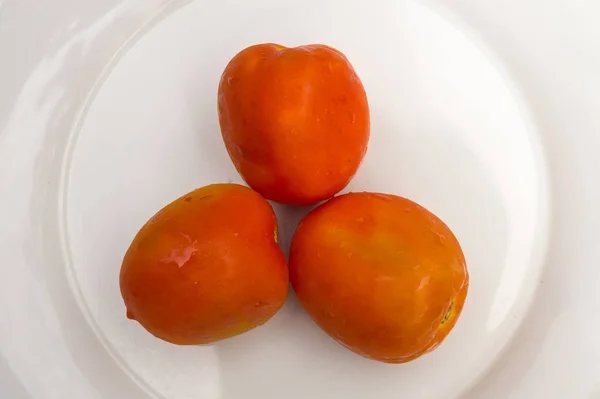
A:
218;43;370;206
289;192;469;363
119;183;288;345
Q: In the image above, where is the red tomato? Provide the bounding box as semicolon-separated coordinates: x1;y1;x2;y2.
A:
289;192;469;363
218;43;370;205
120;184;288;345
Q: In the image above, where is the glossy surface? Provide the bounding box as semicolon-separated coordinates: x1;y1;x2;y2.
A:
290;192;469;363
1;0;599;398
120;184;288;345
218;43;370;205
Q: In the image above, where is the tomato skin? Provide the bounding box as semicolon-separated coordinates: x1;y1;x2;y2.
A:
120;183;288;345
289;192;469;363
218;43;370;206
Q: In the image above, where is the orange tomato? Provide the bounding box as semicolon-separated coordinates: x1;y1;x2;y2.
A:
120;184;288;345
289;192;469;363
218;43;370;206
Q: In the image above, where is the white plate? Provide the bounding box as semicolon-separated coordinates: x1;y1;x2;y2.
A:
1;0;599;398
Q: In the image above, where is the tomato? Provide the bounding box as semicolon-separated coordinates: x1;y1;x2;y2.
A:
289;192;469;363
218;43;370;206
120;183;288;345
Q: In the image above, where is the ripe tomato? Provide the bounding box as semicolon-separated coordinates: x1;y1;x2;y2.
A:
218;43;370;205
289;192;468;363
120;183;288;345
